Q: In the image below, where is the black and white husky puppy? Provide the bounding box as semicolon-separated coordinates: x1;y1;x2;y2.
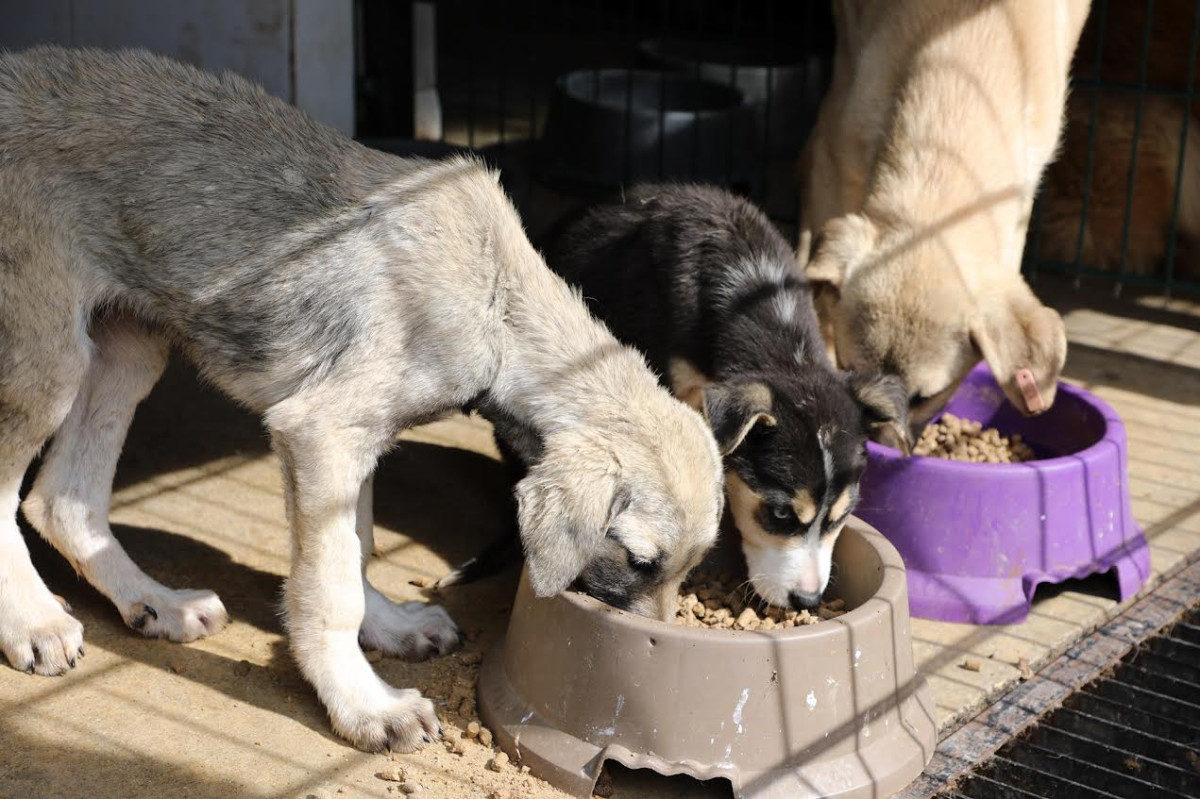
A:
540;184;908;609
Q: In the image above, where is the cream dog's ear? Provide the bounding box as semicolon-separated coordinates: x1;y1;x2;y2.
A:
804;214;878;292
702;381;776;456
515;430;627;597
970;285;1067;415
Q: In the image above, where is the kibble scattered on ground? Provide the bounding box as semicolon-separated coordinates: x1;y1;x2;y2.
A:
913;413;1036;463
673;571;847;629
358;644;556;799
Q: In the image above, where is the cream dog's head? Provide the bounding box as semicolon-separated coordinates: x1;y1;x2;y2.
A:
514;392;724;621
806;214;1067;430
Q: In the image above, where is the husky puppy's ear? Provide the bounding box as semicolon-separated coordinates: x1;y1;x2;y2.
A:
702;381;777;456
515;429;627;597
847;369;911;454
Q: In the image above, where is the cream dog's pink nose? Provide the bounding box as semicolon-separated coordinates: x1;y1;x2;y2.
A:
1016;368;1045;414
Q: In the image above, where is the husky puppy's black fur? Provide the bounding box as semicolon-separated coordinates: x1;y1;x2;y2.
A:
446;184;907;609
550;184;909;608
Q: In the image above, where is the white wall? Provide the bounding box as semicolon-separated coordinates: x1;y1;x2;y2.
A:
0;0;355;134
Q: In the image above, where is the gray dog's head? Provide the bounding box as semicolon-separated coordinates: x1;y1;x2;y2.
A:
515;394;724;620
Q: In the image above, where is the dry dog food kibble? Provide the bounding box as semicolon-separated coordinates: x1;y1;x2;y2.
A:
674;571;847;629
912;413;1035;463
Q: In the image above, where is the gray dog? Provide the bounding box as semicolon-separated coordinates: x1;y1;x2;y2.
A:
0;47;724;752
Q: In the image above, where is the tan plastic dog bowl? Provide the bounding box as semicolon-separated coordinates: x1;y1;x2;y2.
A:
478;518;937;798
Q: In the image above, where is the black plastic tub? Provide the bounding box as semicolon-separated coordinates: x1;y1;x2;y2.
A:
538;69;758;192
638;38;828;159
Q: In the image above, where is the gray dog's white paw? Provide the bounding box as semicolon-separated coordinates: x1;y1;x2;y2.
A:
120;587;228;642
359;590;460;661
0;591;85;676
333;686;443;753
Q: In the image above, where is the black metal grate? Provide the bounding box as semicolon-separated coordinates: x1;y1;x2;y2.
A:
941;604;1200;799
356;0;1200;297
1023;0;1200;298
354;0;835;240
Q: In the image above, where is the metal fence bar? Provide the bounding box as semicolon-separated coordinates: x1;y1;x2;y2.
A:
624;66;635;187
658;0;669;181
759;0;776;199
1069;0;1111;286
1033;258;1200;293
1071;79;1194;97
798;0;815;235
726;0;743;188
465;1;476;149
1160;0;1200;302
525;0;538;208
691;9;702;181
1114;0;1158;297
624;1;636;187
497;47;506;152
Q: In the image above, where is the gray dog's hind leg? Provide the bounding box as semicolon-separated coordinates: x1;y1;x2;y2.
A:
22;318;230;642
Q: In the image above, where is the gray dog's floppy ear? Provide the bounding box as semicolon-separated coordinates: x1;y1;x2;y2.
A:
702;382;777;456
515;431;625;597
848;370;911;454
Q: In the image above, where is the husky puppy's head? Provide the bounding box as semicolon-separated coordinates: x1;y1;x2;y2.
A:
515;381;725;621
703;370;906;610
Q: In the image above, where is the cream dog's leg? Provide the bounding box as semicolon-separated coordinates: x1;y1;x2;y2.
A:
23;320;228;642
269;396;456;752
354;474;457;659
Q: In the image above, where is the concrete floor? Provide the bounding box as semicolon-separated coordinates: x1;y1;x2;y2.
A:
1;278;1198;799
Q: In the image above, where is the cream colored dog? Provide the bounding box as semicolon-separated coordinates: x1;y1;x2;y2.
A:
799;0;1091;427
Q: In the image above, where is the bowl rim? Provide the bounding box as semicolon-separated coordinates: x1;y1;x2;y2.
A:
555;68;751;114
637;36;816;71
550;521;910;642
869;377;1125;471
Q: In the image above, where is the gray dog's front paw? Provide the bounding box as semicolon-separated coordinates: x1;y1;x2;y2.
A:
333;686;443;753
0;590;84;676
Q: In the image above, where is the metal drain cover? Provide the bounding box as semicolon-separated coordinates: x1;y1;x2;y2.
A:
943;604;1200;798
903;559;1200;799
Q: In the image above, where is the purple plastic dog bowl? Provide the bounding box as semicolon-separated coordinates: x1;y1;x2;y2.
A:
856;363;1150;625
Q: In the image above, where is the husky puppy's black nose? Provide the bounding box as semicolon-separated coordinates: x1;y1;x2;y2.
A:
789;590;821;611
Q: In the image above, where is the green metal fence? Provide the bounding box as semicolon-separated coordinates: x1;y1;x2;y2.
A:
1024;0;1200;298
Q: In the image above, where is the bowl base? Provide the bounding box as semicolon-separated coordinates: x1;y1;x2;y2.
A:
478;639;939;799
904;535;1151;625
